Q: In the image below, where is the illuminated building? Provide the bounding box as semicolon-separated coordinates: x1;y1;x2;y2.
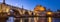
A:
34;4;47;22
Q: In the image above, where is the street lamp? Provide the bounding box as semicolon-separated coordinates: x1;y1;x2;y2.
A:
46;11;53;22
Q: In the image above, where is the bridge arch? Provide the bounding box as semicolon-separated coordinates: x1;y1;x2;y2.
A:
25;11;29;16
10;9;20;17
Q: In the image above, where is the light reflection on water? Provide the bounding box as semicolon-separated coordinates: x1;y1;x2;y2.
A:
6;17;60;22
7;17;14;22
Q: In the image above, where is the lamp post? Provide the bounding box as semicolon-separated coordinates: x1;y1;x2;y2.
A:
46;11;53;22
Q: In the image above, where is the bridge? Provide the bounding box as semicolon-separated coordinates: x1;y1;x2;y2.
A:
0;0;60;22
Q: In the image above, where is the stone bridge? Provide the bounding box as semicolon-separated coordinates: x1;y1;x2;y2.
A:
0;2;41;22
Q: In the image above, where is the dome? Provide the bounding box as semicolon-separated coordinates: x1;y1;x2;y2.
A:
34;5;46;13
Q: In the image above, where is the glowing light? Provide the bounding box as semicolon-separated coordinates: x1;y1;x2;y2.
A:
34;17;38;22
5;8;9;12
48;17;52;22
34;17;37;22
47;12;52;15
20;18;22;22
29;17;31;22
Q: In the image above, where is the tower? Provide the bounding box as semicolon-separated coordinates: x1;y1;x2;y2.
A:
3;0;5;4
22;5;23;10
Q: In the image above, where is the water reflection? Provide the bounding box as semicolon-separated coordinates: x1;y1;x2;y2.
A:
6;17;60;22
7;17;14;22
14;17;47;22
53;18;60;22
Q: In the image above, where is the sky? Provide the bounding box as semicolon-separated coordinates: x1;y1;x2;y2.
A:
0;0;60;11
